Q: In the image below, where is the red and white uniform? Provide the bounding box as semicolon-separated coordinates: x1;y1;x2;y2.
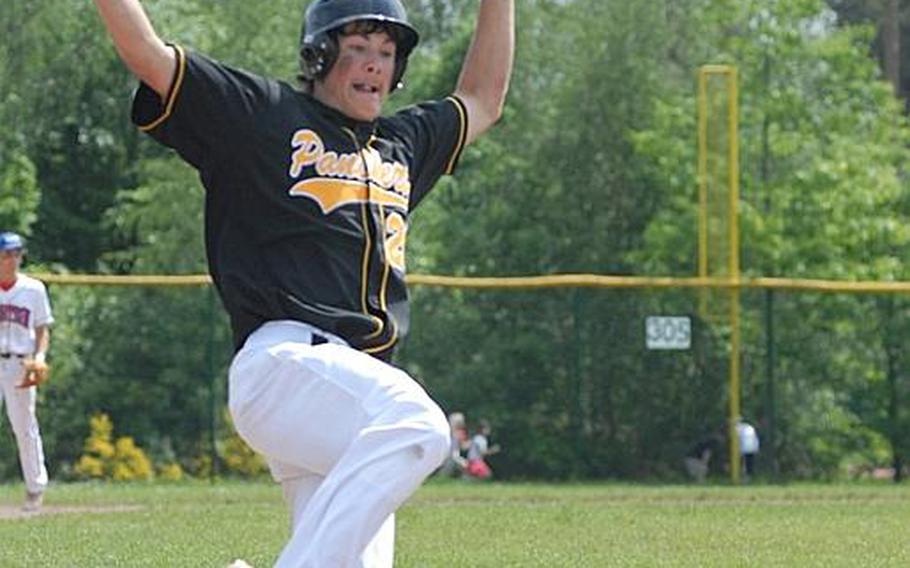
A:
0;273;52;496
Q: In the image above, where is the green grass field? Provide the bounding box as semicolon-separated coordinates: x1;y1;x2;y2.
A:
0;480;907;567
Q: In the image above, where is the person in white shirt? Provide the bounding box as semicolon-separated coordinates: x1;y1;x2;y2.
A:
736;418;760;481
0;231;53;511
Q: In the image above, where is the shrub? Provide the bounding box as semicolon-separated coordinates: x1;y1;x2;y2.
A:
158;463;184;481
74;413;154;481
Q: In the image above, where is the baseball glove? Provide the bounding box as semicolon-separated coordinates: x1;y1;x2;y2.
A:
17;360;50;389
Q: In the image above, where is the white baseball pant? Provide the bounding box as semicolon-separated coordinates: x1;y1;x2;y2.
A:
228;321;450;568
0;356;48;495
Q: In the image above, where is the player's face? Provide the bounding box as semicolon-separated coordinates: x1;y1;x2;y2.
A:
315;29;397;121
0;250;22;277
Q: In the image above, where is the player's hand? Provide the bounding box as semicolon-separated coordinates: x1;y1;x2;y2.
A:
17;360;50;389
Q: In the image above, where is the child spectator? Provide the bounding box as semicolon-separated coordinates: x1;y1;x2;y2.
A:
465;419;500;480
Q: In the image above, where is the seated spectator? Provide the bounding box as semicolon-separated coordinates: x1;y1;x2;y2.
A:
464;419;500;480
684;433;721;483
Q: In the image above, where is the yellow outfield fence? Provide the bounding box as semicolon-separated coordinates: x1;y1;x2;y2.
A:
33;273;213;286
32;272;910;293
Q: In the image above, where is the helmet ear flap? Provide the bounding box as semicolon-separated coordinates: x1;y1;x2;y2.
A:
299;32;338;81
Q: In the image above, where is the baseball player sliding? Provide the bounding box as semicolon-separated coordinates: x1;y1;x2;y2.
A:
0;232;52;512
92;0;514;566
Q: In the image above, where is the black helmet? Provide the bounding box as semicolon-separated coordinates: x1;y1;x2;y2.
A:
299;0;419;91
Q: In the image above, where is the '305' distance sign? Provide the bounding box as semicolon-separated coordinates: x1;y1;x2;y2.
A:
645;316;691;350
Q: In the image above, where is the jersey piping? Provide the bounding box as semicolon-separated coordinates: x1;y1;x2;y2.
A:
342;126;388;344
363;203;397;354
137;45;188;133
361;134;396;350
445;96;469;174
359;200;384;340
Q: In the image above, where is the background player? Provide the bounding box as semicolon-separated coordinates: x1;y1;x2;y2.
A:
92;0;514;565
0;231;52;512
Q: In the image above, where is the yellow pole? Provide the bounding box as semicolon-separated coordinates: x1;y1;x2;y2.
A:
697;71;709;318
697;64;741;483
727;67;742;484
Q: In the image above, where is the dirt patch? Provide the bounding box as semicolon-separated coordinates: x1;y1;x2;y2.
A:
0;504;143;520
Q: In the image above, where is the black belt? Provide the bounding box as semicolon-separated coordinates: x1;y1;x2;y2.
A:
0;353;26;359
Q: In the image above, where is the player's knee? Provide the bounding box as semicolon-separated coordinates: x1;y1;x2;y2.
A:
11;422;38;440
419;407;451;469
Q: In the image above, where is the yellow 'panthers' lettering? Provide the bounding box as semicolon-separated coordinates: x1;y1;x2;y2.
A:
384;212;407;271
289;130;323;178
288;128;411;197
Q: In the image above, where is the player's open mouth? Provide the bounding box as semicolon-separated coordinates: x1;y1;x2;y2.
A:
353;83;380;95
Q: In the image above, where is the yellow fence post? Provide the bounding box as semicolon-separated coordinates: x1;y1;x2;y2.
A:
697;64;741;484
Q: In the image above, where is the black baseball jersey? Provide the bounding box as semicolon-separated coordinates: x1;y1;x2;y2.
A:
131;46;468;360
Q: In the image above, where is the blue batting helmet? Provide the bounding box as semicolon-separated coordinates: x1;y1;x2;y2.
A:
0;232;25;252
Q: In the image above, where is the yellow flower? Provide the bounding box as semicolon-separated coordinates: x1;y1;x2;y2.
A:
74;455;105;479
114;436;154;480
89;413;114;440
222;435;267;477
76;414;155;481
158;463;184;481
111;462;133;481
86;438;116;459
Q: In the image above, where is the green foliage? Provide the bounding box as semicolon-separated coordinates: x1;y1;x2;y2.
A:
103;157;206;273
0;148;39;235
1;1;141;267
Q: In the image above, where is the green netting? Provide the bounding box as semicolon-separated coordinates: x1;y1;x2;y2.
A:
4;281;904;484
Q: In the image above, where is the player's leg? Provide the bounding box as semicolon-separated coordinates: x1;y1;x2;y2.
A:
744;453;756;478
229;322;449;567
2;360;48;498
271;348;446;567
0;362;7;432
279;469;395;567
277;468;323;530
360;513;395;567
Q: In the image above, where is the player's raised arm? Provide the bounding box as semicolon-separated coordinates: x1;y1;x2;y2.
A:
93;0;176;99
453;0;515;146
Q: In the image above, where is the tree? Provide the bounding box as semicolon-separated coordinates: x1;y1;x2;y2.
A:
827;0;907;105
